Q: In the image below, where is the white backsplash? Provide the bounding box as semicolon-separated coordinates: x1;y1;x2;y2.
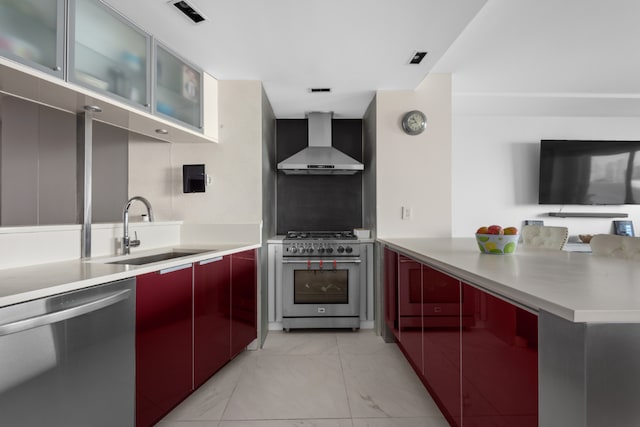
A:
0;222;261;270
0;225;81;270
90;221;182;257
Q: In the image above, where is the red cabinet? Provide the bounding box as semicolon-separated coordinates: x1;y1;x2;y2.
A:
461;283;538;427
136;264;193;427
194;256;231;388
230;249;257;357
422;266;462;427
383;248;538;427
398;255;423;373
383;248;399;339
136;249;258;427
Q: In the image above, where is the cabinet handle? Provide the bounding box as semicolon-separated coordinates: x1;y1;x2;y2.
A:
199;257;223;265
53;66;61;71
0;289;131;337
159;263;192;274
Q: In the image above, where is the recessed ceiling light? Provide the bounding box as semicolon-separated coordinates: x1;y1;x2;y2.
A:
409;51;428;65
169;0;206;24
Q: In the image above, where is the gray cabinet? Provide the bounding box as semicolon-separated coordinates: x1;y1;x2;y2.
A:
0;0;64;78
0;96;77;226
69;0;151;110
154;42;203;130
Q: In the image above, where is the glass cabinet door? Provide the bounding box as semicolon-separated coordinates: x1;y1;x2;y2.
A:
155;43;203;130
70;0;150;109
0;0;64;77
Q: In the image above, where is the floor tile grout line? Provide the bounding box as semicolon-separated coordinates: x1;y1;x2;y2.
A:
335;332;356;425
218;351;256;422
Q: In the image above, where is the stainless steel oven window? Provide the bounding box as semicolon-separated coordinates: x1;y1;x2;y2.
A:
293;269;349;304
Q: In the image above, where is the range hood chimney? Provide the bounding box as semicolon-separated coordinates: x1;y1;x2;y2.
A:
277;112;364;175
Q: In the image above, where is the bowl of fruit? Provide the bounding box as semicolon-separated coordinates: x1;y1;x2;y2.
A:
475;225;519;254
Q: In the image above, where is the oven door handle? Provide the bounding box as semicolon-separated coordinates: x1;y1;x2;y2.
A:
282;258;361;264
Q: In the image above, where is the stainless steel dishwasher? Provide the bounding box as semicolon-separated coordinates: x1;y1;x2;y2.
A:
0;278;135;427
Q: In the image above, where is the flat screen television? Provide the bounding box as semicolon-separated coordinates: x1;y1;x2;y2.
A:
538;139;640;205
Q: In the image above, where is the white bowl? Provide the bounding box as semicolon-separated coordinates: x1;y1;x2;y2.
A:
475;234;519;254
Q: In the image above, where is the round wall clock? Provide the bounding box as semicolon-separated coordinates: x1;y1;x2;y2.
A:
401;110;427;135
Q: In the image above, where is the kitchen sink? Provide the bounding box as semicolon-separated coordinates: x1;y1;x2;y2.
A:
106;250;212;266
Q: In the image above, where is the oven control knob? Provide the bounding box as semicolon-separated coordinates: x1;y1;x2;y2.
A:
326;247;334;254
337;246;345;254
345;246;353;254
308;248;315;254
318;247;325;254
290;247;298;254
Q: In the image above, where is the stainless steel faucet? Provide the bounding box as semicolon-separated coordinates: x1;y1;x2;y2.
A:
122;196;154;255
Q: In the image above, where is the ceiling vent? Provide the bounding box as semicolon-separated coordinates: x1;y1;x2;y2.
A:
409;51;428;64
309;88;332;93
169;0;206;24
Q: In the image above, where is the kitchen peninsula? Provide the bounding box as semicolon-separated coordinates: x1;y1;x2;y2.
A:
380;237;640;427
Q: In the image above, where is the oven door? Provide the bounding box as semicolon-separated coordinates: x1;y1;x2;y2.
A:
282;258;360;318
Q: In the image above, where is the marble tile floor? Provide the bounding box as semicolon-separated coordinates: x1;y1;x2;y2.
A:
158;330;448;427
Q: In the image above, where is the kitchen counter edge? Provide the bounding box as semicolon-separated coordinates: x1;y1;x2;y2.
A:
0;242;260;308
379;237;640;324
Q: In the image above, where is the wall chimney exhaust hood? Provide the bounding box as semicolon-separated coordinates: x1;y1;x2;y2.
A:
277;112;364;175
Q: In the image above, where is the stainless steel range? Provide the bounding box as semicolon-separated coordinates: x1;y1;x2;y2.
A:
281;231;363;331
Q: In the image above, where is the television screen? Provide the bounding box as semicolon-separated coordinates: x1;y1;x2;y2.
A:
538;140;640;205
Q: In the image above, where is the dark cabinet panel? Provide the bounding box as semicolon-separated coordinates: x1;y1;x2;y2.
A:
462;283;538;427
136;265;193;427
230;249;257;358
384;247;399;339
194;256;231;388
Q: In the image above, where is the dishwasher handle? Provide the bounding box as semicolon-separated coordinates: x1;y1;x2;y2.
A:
0;289;132;337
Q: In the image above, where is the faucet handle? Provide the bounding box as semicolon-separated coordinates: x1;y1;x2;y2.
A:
130;231;141;248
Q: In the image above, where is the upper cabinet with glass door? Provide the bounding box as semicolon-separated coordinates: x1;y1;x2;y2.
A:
69;0;150;110
154;43;203;131
0;0;64;78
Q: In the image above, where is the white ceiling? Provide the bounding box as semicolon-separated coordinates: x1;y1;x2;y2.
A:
101;0;487;118
101;0;640;119
432;0;640;96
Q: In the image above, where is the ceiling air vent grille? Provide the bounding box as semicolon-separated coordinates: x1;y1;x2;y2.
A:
170;1;206;24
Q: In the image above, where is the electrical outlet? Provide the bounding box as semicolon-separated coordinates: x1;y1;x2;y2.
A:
401;206;412;220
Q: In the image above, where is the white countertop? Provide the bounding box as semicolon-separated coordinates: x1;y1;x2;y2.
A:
380;237;640;323
0;242;260;308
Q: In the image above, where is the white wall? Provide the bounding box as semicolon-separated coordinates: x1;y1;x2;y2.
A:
375;74;452;238
452;104;640;238
129;81;264;228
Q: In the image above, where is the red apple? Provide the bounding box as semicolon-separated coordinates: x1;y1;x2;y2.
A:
504;226;518;235
487;225;503;235
476;226;489;234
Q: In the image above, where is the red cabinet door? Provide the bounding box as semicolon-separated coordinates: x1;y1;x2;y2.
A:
230;249;257;358
461;283;538;427
384;247;399;339
194;255;231;388
422;265;462;427
398;255;423;373
136;264;193;427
